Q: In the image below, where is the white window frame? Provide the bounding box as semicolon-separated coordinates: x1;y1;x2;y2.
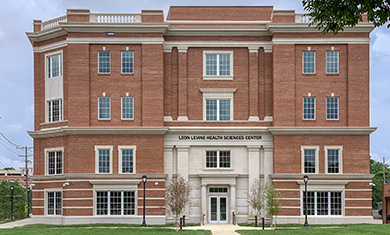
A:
118;145;136;174
121;51;134;74
45;189;62;216
203;51;234;80
326;97;339;120
301;191;343;216
98;97;111;120
303;97;316;120
47;99;63;122
95;191;136;216
324;146;343;174
44;147;64;176
45;50;63;79
301;146;319;174
121;96;134;120
326;51;339;74
302;51;316;74
200;88;236;121
95;145;113;174
204;149;233;170
98;51;111;74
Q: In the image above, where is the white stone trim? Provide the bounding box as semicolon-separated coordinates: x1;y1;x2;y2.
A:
345;207;372;209
63;206;93;209
44;188;63;216
164;116;173;121
166;20;272;24
34;41;67;53
301;146;319;174
94;145;113;174
118;145;137;174
269;127;377;135
201;88;236;121
324;146;343;174
177;116;189;121
272;37;370;44
164;41;272;52
66;37;164;44
44;147;64;176
203;50;234;80
63;198;93;201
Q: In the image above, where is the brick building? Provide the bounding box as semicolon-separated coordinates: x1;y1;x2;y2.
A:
27;6;376;225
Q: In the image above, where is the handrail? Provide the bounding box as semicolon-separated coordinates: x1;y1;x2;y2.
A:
42;15;67;30
90;13;141;23
295;14;312;23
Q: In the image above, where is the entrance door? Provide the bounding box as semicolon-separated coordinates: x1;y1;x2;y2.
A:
209;196;228;223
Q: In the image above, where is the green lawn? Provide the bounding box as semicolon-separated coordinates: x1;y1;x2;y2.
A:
0;227;211;235
237;224;390;235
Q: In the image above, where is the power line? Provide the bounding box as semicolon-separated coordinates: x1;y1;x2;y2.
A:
0;131;19;147
0;140;22;155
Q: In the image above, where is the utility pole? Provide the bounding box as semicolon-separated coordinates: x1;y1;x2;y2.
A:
384;157;386;184
18;146;33;217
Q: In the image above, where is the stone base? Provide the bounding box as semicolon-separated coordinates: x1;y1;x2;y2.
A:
31;215;166;225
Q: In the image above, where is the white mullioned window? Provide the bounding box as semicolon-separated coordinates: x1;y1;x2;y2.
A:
118;146;136;174
46;149;63;175
47;191;62;215
325;146;343;174
121;51;134;74
303;97;315;120
326;97;339;120
47;54;62;78
326;51;339;74
303;191;342;216
95;146;113;174
206;99;231;121
96;191;136;215
98;97;111;119
121;97;134;120
303;51;315;74
206;150;231;169
203;51;233;80
301;146;319;174
48;99;62;122
98;51;111;74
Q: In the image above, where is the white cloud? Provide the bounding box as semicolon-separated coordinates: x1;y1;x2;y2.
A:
0;155;23;169
382;148;390;156
6;124;23;133
372;31;390;56
371;153;381;162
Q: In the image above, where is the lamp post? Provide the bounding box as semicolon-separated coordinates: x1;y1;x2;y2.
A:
303;175;309;227
10;184;14;220
26;187;30;218
142;175;147;226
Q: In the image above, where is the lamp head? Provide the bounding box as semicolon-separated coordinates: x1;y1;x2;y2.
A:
10;185;14;190
142;175;147;183
303;175;309;183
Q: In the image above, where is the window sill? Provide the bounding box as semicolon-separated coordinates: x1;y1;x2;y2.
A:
98;73;111;76
202;75;234;81
121;73;135;76
203;168;234;171
98;119;111;121
302;119;316;121
326;119;340;121
121;119;134;121
40;120;68;125
326;73;340;76
302;73;316;76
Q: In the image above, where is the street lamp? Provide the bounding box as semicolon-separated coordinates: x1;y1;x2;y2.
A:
26;187;30;218
10;184;14;220
303;175;309;227
142;175;147;227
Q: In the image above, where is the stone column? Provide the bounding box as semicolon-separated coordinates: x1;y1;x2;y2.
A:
248;47;259;121
177;146;189;180
201;184;207;225
230;184;236;224
247;146;260;218
263;146;274;184
177;46;188;121
164;145;174;181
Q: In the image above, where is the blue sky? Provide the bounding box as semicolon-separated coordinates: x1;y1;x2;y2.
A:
0;0;389;170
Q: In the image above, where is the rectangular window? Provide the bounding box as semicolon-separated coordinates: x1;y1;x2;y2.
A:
303;191;342;216
121;51;134;74
205;54;231;76
98;51;111;74
47;150;62;175
326;97;339;120
304;149;316;173
48;54;62;78
326;51;339;74
303;51;315;74
47;192;62;215
96;191;135;215
98;149;111;173
303;97;315;120
325;146;342;174
121;149;134;173
209;187;228;193
206;99;231;121
206;150;231;169
121;97;134;120
48;99;62;122
98;97;111;119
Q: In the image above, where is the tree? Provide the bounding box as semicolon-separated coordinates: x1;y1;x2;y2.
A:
247;178;265;221
371;159;390;209
264;183;282;229
0;181;28;221
2;167;15;170
165;175;192;231
302;0;390;34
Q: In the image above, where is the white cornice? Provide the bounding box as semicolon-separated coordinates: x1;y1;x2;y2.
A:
66;37;164;44
270;174;375;179
267;22;374;34
166;20;271;24
166;127;270;134
272;37;370;44
26;27;67;45
28;126;168;138
31;173;167;180
163;41;272;51
59;22;170;33
33;40;67;53
269;127;376;135
200;88;237;94
165;26;270;36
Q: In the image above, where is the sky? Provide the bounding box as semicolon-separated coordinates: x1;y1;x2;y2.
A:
0;0;389;170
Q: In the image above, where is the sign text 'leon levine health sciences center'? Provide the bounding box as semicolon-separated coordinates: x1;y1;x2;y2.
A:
178;135;263;141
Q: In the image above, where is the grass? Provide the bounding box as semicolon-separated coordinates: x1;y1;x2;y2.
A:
236;224;390;235
22;223;201;228
238;223;350;228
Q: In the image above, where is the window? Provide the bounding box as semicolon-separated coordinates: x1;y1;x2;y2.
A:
98;51;111;74
326;97;339;120
206;150;231;169
47;54;62;78
203;51;233;79
121;97;134;120
96;191;135;215
47;150;62;175
326;51;339;74
98;97;111;120
206;99;231;121
48;99;62;122
303;191;342;216
118;146;136;174
303;51;315;74
303;97;315;120
301;146;319;174
121;51;134;74
47;192;62;215
325;146;343;174
209;187;228;193
95;146;113;174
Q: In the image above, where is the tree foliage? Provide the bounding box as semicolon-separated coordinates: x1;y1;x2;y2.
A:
302;0;390;34
2;167;15;170
247;178;265;219
0;181;28;221
371;159;390;209
165;175;192;230
264;183;283;229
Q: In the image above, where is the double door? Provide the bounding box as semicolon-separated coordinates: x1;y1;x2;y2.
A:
209;196;228;223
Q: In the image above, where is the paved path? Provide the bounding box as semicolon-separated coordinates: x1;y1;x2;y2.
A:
183;224;269;235
0;218;34;229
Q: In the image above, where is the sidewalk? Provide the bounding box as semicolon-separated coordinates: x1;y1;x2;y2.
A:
183;224;270;235
0;218;34;229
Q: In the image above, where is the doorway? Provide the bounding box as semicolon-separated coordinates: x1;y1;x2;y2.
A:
209;196;228;223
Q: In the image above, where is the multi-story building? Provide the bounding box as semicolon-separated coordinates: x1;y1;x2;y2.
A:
27;6;376;225
0;167;33;187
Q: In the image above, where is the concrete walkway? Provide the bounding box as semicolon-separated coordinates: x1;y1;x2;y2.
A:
0;218;34;229
183;224;270;235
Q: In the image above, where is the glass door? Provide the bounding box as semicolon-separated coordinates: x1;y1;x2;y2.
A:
209;196;228;223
